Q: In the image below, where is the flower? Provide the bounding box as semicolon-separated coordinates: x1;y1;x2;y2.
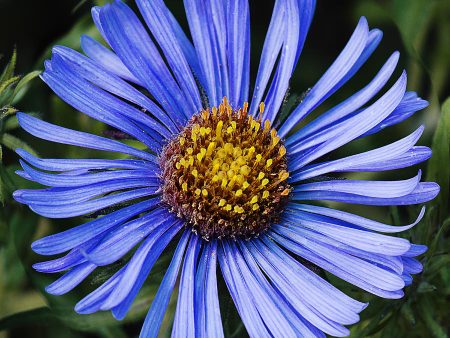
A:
13;0;439;337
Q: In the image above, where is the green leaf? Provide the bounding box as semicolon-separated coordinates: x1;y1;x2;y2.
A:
400;302;416;325
0;307;57;331
10;70;41;103
0;106;18;120
0;133;37;156
0;49;16;83
0;75;20;97
426;97;450;222
417;281;437;293
420;298;448;338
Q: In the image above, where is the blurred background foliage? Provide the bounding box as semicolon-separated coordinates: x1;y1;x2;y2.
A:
0;0;449;337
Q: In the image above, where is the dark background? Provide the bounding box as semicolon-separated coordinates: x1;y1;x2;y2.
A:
0;0;449;337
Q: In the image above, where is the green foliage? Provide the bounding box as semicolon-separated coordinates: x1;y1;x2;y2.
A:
0;51;39;204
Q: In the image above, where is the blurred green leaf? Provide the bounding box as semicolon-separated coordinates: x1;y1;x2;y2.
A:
417;281;437;293
11;70;41;103
420;298;448;338
0;49;16;83
0;133;37;156
426;97;450;222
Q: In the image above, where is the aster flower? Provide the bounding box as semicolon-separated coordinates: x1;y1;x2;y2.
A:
13;0;439;337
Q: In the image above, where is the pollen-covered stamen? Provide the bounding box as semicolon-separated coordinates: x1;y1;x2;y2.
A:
160;98;290;239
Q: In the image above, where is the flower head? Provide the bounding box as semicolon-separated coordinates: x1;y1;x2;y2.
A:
14;0;439;337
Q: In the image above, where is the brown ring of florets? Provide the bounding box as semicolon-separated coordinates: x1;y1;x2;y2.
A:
160;98;290;240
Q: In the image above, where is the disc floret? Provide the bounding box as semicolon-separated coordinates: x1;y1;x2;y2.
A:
160;98;290;239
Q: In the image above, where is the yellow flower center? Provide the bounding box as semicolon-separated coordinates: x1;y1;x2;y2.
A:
160;98;290;239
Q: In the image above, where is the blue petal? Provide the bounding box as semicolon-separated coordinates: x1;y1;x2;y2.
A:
402;257;423;274
363;92;429;137
226;241;298;336
249;0;284;116
280;224;405;274
402;274;413;286
290;52;399;143
81;35;142;85
53;45;179;134
403;244;427;257
31;199;159;255
46;262;96;295
290;71;407;170
288;71;407;170
278;17;371;136
99;2;190;126
84;209;175;266
136;0;202;115
28;187;158;218
203;241;224;338
44;55;168;150
281;211;411;256
237;240;326;338
286;52;400;149
292;182;439;206
139;230;191;338
263;0;301;124
14;178;154;206
246;239;354;336
75;268;125;314
172;234;201;338
290;126;424;181
335;147;431;172
18;160;157;188
271;232;405;298
183;0;223;106
293;171;421;199
108;223;184;319
17;113;156;162
288;203;426;233
226;0;250;107
16;149;152;172
33;238;98;273
218;241;271;338
251;0;315;118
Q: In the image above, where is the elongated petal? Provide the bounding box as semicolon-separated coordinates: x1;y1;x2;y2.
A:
46;262;96;295
292;182;439;205
288;203;426;233
136;0;202;113
218;242;271;338
83;209;173;266
101;222;183;313
227;242;298;336
18;160;157;188
272;232;405;299
17;113;156;162
99;2;189;125
281;212;411;256
16;149;152;172
291;52;399;142
279;17;370;136
172;235;201;338
31;199;159;255
184;0;222;105
139;231;190;338
81;35;141;85
290;126;424;181
289;71;407;170
28;187;158;218
293;171;421;199
226;0;250;106
53;45;178;134
263;0;300;124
